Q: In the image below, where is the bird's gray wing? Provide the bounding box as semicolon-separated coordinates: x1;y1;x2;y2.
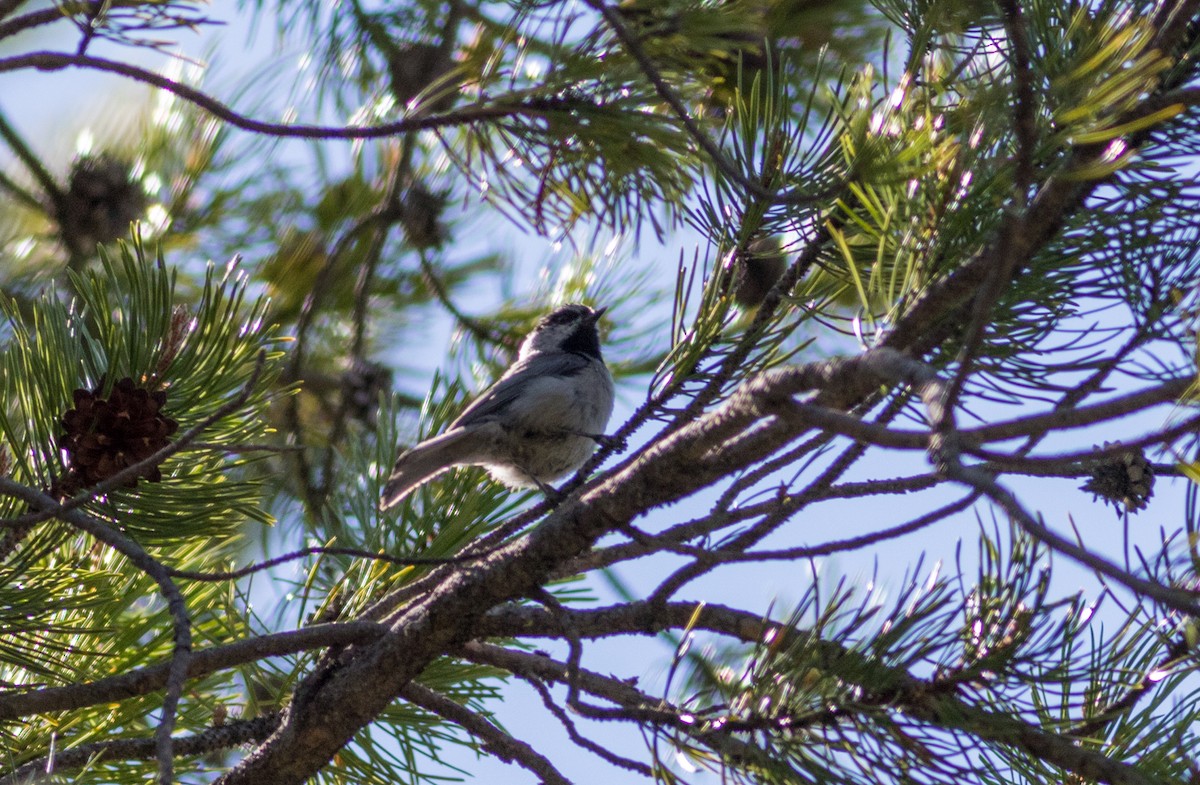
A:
450;352;592;427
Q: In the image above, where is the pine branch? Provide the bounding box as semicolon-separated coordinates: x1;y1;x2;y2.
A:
582;0;837;207
6;1;1199;782
465;640;796;775
210;341;1143;782
0;0;29;23
0;714;280;785
839;349;1200;618
0;622;384;720
523;671;654;775
0;51;560;138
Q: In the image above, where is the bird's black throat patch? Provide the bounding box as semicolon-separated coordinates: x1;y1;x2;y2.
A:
562;323;603;360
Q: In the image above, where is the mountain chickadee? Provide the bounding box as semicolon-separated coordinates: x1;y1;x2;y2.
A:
380;303;615;510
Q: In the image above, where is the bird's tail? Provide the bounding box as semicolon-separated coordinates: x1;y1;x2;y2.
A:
379;428;474;511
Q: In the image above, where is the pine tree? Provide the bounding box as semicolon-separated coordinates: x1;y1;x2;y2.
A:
2;0;1200;783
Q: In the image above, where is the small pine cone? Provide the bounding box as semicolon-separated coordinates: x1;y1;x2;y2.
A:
731;236;787;309
399;182;448;249
59;377;179;489
1081;441;1155;514
387;42;454;111
342;359;392;427
58;154;147;256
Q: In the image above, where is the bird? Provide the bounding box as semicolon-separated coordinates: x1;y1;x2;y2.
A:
380;303;615;510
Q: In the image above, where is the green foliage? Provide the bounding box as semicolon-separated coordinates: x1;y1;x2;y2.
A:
0;237;284;771
1042;8;1174;150
1;240;281;536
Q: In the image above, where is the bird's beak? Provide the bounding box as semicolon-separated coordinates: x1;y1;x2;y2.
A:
590;306;608;324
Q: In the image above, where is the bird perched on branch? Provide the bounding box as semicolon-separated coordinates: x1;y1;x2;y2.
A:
380;304;615;510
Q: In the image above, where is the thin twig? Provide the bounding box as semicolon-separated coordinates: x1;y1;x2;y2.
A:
186;441;304;453
465;642;657;776
0;107;63;207
951;464;1200;617
967;376;1190;444
638;492;977;566
0;0;30;23
531;589;589;713
1012;323;1157;459
665;222;835;434
311;169;405;509
560;473;949;576
284;200;399;515
646;382;900;604
0;714;280;785
970;411;1200;472
0;51;568;139
401;681;571;784
849;351;1200;619
0;622;384;719
167;544;488;582
0;2;143;41
934;0;1038;432
0;167;44;212
418;254;512;347
74;0;103;57
1000;0;1037;200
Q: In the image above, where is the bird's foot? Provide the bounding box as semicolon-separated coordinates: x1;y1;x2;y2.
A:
534;478;566;503
586;432;627;452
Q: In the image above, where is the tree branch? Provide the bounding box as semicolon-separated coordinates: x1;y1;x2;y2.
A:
0;52;586;140
0;714;280;785
462;641;786;777
0;622;385;720
0;0;30;24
